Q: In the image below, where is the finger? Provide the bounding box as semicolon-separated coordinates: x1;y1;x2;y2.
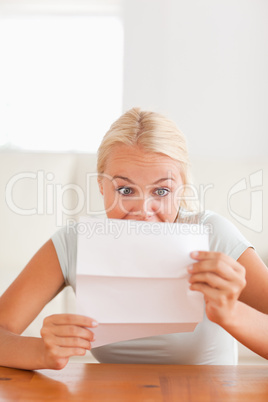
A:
53;336;93;350
50;325;95;342
190;251;241;270
189;264;245;292
45;314;98;328
189;282;224;302
188;258;244;279
189;272;231;290
191;251;226;260
190;277;245;299
188;259;235;280
51;345;89;358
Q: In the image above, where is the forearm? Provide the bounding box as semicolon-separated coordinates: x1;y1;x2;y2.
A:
222;301;268;360
0;326;46;370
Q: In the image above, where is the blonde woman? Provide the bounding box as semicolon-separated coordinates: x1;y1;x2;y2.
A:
0;108;267;370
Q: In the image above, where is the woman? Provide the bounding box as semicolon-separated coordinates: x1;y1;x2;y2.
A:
0;107;267;370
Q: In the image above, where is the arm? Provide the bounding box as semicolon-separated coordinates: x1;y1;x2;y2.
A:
221;300;268;360
188;248;268;360
0;240;97;370
237;247;268;314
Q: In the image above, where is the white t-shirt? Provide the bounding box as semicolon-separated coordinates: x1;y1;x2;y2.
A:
51;210;252;365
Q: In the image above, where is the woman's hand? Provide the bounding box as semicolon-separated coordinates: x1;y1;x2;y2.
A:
40;314;98;370
188;251;246;326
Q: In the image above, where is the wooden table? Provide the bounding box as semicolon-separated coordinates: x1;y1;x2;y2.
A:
1;363;268;401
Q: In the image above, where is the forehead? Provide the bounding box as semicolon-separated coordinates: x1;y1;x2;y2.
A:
105;144;181;177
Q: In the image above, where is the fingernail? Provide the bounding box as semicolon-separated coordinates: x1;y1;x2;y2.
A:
187;264;193;272
92;320;98;327
191;251;199;258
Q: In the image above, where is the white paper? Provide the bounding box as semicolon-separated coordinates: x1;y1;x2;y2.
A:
76;217;209;347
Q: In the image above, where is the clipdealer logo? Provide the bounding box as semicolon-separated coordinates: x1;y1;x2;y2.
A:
5;169;264;232
4;170;213;226
5;171;101;226
227;170;263;232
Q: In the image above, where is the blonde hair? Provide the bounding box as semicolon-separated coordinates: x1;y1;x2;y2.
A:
97;107;195;213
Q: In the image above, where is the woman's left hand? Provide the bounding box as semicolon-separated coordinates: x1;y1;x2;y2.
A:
188;251;247;326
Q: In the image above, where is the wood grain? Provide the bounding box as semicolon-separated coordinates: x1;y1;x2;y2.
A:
0;364;268;401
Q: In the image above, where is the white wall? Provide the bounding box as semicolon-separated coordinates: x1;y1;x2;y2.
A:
123;0;268;159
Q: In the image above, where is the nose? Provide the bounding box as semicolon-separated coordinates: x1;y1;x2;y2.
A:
131;196;155;219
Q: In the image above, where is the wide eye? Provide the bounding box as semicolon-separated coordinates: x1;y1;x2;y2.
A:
154;188;170;197
117;186;133;196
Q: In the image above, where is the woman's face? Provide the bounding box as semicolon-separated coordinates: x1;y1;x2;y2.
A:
98;144;183;223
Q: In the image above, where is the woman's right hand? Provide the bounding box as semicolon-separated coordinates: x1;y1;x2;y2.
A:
40;314;98;370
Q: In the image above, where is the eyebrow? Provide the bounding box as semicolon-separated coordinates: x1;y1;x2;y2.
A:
112;175;175;184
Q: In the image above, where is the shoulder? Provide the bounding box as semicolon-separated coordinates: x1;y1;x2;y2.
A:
52;223;77;249
178;209;253;259
51;223;78;289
